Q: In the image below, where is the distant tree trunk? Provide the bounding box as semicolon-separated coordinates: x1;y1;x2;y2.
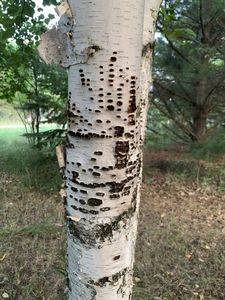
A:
38;0;161;298
192;107;207;141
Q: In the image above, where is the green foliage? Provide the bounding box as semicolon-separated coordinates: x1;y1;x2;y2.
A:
0;1;67;148
152;0;225;143
191;129;225;159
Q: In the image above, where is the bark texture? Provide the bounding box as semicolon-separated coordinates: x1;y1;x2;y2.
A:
38;1;161;299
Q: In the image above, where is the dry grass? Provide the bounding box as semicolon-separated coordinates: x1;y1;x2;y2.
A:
0;146;225;299
0;173;67;300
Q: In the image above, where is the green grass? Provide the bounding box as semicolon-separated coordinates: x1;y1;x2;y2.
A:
0;127;61;193
0;127;26;144
0;222;63;238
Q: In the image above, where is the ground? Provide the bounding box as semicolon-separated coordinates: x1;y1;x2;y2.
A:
0;130;225;300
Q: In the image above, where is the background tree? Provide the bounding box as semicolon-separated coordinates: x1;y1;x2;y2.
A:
0;0;67;147
152;0;225;142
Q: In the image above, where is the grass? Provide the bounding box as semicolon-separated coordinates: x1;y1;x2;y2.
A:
0;127;61;193
0;128;225;299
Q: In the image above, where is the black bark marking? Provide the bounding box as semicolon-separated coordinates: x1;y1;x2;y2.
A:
115;141;129;169
107;105;114;111
67;206;136;246
113;255;120;261
88;198;103;206
96;192;105;197
100;207;111;212
128;114;136;125
88;268;129;288
114;126;124;137
94;151;103;156
110;57;117;62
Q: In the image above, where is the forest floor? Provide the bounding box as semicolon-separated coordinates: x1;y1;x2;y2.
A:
0;133;225;299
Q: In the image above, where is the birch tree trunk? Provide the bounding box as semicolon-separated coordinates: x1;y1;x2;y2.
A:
38;0;161;298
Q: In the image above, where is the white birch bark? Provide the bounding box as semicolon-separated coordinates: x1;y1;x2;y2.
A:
38;0;161;299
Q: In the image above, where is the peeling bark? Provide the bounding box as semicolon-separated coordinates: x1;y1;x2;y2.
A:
39;0;161;299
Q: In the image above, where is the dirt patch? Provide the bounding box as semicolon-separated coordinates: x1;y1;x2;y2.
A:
0;163;225;299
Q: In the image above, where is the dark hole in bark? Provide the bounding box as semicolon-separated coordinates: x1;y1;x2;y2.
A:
88;198;103;206
79;199;86;205
93;172;101;177
71;187;78;192
106;120;111;123
109;69;114;72
98;94;104;97
128;114;136;125
72;171;79;180
107;105;114;111
91;158;97;161
90;210;99;215
96;192;105;197
94;151;103;155
100;207;111;212
128;98;136;114
110;194;120;199
107;99;113;103
114;126;124;137
79;208;89;214
114;255;120;261
71;205;78;210
96;120;103;123
107;92;112;95
115;141;129;169
99;66;103;68
100;78;104;81
80;189;87;194
110;57;117;62
109;74;115;78
79;69;83;72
